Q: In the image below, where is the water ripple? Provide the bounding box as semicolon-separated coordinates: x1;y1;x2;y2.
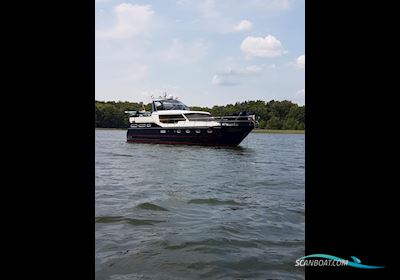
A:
96;130;304;279
136;203;169;211
95;216;164;226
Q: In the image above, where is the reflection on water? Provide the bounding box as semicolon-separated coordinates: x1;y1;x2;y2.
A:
96;130;305;280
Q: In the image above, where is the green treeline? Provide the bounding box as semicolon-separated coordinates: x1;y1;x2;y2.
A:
95;100;305;130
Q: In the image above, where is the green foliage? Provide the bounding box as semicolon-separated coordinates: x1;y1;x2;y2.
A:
95;103;127;128
266;116;282;129
257;120;267;129
95;99;305;130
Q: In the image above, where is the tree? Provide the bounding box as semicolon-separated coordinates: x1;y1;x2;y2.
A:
282;118;298;130
266;116;282;129
95;99;305;130
258;119;267;129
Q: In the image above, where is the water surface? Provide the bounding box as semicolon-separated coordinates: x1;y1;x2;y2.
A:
95;130;305;279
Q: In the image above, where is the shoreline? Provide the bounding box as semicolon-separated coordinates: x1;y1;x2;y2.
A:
95;127;126;130
95;127;305;134
252;129;304;134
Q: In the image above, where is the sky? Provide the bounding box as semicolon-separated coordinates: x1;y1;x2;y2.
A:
95;0;305;107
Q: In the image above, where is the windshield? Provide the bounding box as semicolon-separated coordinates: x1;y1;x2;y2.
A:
154;100;190;111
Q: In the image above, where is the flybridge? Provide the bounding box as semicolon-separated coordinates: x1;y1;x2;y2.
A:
152;99;190;112
124;94;189;115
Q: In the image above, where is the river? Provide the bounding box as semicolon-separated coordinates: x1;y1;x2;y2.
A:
95;129;305;279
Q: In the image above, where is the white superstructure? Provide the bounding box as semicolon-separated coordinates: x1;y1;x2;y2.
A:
127;96;221;128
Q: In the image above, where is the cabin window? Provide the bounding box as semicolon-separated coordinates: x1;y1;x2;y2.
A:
159;114;186;124
154;100;190;111
176;129;181;133
195;129;201;133
160;130;166;133
207;129;213;133
154;101;163;111
184;113;213;121
185;129;190;133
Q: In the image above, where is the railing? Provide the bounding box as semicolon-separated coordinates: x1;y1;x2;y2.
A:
157;115;256;127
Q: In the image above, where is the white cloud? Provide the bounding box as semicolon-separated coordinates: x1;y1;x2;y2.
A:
176;0;291;34
199;0;219;18
243;64;264;73
96;3;154;38
295;88;305;105
240;35;285;58
96;9;106;17
212;75;221;85
296;54;305;69
212;64;264;86
176;1;245;34
297;88;305;96
212;75;239;86
161;39;209;63
177;0;291;13
251;0;291;10
282;88;305;105
234;20;253;32
220;64;264;75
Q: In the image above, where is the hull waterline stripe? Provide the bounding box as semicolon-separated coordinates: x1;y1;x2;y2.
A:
127;134;219;138
127;139;234;146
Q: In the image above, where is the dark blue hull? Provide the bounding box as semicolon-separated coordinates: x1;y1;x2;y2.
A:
127;125;254;146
